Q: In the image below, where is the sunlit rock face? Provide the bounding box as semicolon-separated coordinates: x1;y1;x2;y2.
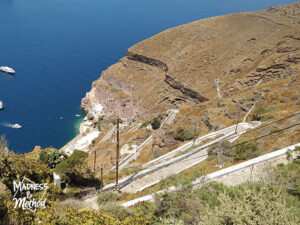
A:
82;3;300;122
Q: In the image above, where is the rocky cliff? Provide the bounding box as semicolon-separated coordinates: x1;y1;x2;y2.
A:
81;2;300;175
82;3;300;123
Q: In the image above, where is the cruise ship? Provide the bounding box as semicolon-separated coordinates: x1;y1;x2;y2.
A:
0;101;3;109
0;66;15;74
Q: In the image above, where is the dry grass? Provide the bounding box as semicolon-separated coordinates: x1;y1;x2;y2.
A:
59;198;86;210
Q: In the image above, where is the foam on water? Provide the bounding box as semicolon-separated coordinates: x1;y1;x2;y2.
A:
0;123;21;129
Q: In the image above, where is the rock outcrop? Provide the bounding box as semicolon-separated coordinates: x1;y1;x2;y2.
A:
82;2;300;120
81;3;300;177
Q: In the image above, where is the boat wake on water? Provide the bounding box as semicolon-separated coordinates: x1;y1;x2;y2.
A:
0;122;22;129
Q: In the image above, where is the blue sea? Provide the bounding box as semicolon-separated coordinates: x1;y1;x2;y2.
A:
0;0;296;153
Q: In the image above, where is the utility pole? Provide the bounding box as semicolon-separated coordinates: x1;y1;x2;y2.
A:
93;151;97;173
217;142;221;166
235;109;241;134
214;79;222;99
131;86;134;122
193;122;198;147
115;117;120;191
100;165;103;190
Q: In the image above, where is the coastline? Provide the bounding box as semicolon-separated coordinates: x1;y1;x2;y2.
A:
60;105;103;155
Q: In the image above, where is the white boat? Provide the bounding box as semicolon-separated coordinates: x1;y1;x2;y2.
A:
12;124;22;129
0;66;15;74
0;101;3;109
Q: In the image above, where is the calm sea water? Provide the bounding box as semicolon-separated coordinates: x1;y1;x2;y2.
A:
0;0;295;153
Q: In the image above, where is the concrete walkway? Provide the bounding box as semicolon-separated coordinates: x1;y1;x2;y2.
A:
82;121;260;207
99;125;116;143
120;147;208;193
109;109;179;171
143;121;260;169
102;121;260;193
122;143;300;207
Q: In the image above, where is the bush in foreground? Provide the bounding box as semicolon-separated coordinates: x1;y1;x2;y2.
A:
131;160;300;225
39;147;65;168
55;150;88;183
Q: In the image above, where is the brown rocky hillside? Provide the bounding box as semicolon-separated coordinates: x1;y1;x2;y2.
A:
81;3;300;171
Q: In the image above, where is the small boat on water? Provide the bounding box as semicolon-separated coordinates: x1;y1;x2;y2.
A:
12;124;22;129
0;101;3;109
0;66;15;74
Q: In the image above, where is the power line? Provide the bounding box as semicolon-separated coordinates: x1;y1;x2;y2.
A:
189;111;300;152
179;122;300;163
243;111;300;134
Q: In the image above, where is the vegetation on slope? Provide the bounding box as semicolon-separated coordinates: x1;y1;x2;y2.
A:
130;151;300;224
0;136;299;225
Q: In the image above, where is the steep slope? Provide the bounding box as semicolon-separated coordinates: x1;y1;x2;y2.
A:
82;3;300;120
81;3;300;173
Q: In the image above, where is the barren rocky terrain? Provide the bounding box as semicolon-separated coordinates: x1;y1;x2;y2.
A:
81;2;300;173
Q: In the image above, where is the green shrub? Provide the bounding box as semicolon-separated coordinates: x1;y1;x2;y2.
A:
173;128;185;141
97;118;124;130
55;150;88;183
97;191;120;205
140;176;300;225
261;114;274;121
233;141;260;161
133;201;157;222
267;105;277;111
251;104;267;121
140;120;152;129
155;217;184;225
280;97;289;103
174;126;199;141
39;147;65;168
269;158;300;197
141;115;163;130
0;192;10;221
151;117;161;130
0;154;52;193
58;208;121;224
201;183;299;225
99;202;133;220
59;198;86;210
183;127;195;140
